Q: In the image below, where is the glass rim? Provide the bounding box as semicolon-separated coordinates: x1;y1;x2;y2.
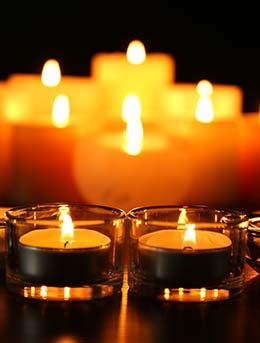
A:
128;204;248;222
5;203;126;221
249;216;260;232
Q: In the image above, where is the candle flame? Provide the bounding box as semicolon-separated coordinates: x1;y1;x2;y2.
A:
195;80;214;123
200;288;207;301
41;59;61;87
122;94;143;156
59;206;74;244
126;40;146;64
40;286;48;299
52;94;70;128
177;208;189;229
64;287;71;300
164;288;170;300
122;94;141;122
183;224;196;250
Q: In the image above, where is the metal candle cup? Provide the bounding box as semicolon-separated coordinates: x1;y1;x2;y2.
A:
138;229;232;287
18;229;111;285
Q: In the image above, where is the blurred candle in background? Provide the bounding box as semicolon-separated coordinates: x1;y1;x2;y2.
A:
5;59;101;131
239;112;260;208
91;40;175;125
162;81;242;122
160;80;242;207
5;63;88;204
74;94;193;210
0;83;11;204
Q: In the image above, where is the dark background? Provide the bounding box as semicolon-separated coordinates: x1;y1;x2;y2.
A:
0;2;259;112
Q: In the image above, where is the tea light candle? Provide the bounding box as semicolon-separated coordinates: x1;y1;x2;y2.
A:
18;210;111;285
138;226;232;287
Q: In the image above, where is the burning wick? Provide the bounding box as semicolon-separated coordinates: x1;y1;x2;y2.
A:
64;241;69;248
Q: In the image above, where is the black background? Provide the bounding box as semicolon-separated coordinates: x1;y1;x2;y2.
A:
0;2;259;112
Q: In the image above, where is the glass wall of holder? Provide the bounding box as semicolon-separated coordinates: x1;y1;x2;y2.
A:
246;216;260;274
5;203;126;301
128;206;248;302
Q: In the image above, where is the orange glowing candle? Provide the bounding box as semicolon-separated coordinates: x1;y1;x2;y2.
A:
8;90;82;204
73;94;193;211
91;40;175;124
5;59;100;129
162;80;242;122
160;80;241;207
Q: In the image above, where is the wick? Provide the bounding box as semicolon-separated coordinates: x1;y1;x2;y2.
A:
64;241;69;248
183;246;193;251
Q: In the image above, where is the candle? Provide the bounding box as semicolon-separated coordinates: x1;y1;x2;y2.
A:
238;114;260;207
73;95;192;210
17;207;111;285
138;226;232;287
160;80;241;207
8;94;83;203
129;206;247;302
6;204;125;301
0;83;11;202
91;40;175;124
162;80;242;122
5;59;99;127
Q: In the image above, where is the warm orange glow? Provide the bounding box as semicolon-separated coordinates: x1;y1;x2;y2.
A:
41;59;61;87
195;80;214;123
59;206;74;244
183;224;196;249
122;95;143;156
126;40;146;64
52;94;70;128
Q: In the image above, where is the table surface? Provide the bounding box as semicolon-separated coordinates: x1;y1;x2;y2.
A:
0;269;259;343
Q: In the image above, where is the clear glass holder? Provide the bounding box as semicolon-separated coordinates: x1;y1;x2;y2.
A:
5;203;126;301
246;216;260;274
128;206;248;302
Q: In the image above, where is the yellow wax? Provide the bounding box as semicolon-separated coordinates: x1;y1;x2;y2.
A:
5;75;100;127
92;53;174;84
162;83;242;121
19;229;111;249
91;53;175;123
139;229;232;251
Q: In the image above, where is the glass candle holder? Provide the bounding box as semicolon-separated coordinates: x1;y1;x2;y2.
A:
246;216;260;274
128;206;248;302
6;203;126;301
0;208;9;272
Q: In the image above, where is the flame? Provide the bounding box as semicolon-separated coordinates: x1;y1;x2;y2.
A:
126;40;146;64
122;94;141;122
195;80;214;123
64;287;71;300
52;94;70;128
59;206;74;244
200;288;207;301
182;224;196;249
40;286;48;299
177;208;189;229
122;95;143;156
41;59;61;87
